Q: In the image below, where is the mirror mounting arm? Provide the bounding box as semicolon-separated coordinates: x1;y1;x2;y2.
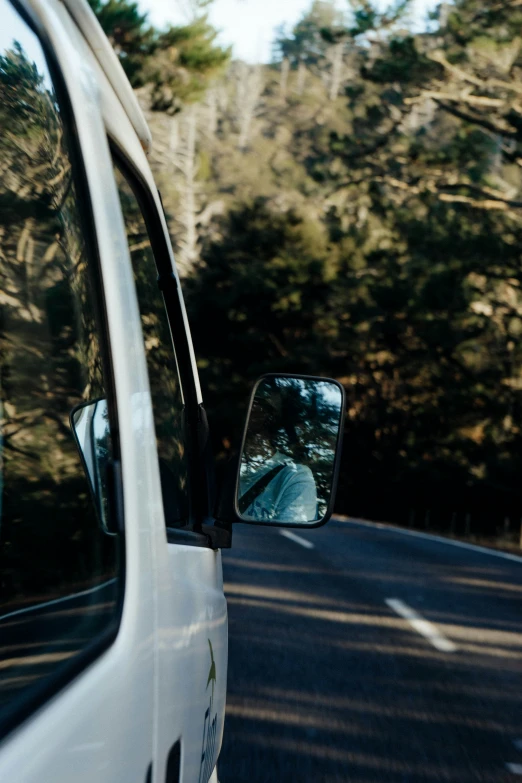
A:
201;521;232;550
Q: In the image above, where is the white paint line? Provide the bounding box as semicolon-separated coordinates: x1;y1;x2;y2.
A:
513;740;522;752
506;763;522;775
336;517;522;564
280;530;315;549
385;598;457;653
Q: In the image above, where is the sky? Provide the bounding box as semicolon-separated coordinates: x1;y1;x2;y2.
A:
140;0;437;63
1;1;51;82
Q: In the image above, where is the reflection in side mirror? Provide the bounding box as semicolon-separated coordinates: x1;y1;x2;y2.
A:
236;374;344;527
70;399;113;534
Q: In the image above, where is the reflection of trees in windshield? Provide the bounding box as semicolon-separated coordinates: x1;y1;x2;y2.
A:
250;377;341;517
0;17;120;654
0;10;124;717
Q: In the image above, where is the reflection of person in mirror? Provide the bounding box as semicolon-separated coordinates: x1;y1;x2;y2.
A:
239;395;317;523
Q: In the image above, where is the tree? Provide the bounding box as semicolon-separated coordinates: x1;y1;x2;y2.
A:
309;0;522;526
184;199;338;460
89;0;230;112
86;0;522;537
273;1;345;69
273;1;347;98
233;62;264;150
87;0;154;85
144;16;231;114
175;106;200;270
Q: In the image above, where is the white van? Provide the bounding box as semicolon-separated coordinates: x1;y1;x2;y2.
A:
0;1;344;781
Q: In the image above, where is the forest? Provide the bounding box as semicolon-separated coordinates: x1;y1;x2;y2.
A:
90;0;522;545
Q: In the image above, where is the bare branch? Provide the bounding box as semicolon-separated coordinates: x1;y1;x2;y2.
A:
434;99;519;138
429;50;522;96
406;91;504;108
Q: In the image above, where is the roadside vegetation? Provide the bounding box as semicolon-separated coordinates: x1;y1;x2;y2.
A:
91;0;522;547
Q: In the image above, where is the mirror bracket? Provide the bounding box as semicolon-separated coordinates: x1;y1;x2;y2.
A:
201;522;232;550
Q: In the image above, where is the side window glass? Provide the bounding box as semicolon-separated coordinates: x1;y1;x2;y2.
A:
0;0;122;734
113;164;188;524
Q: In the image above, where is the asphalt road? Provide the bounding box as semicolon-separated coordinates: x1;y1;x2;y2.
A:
218;518;522;782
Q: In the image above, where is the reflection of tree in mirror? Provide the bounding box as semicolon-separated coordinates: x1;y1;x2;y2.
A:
247;377;341;518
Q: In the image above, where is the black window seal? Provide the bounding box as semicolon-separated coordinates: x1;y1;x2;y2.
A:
0;0;126;744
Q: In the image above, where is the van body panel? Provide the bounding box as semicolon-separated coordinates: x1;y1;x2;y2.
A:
68;12;229;778
0;1;227;781
155;545;228;782
0;0;157;779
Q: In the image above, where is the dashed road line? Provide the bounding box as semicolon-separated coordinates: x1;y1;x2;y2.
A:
506;763;522;775
280;530;315;549
385;598;457;653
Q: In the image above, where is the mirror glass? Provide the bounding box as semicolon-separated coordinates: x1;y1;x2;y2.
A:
237;376;343;525
71;399;112;532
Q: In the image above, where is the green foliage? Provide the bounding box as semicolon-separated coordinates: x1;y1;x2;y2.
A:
89;0;230;109
273;0;345;67
367;37;441;85
349;0;411;37
185;200;337;452
170;0;522;537
145;17;230;113
92;0;522;536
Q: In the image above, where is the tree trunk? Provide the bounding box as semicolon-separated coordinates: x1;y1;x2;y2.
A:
206;88;218;136
178;106;199;272
280;57;289;102
328;41;344;101
169;115;179;157
296;60;306;96
236;63;263;151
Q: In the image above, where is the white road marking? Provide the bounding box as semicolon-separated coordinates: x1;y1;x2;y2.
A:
280;530;315;549
506;763;522;775
385;598;457;653
514;740;522;752
337;517;522;564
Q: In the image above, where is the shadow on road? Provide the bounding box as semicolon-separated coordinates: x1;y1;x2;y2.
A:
218;520;522;782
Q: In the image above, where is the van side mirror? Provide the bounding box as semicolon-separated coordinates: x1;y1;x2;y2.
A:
234;374;344;528
70;398;115;534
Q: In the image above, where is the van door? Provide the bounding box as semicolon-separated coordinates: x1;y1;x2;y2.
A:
110;154;228;783
0;1;157;780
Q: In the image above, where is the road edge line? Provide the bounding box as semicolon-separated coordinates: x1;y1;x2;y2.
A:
335;517;522;564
